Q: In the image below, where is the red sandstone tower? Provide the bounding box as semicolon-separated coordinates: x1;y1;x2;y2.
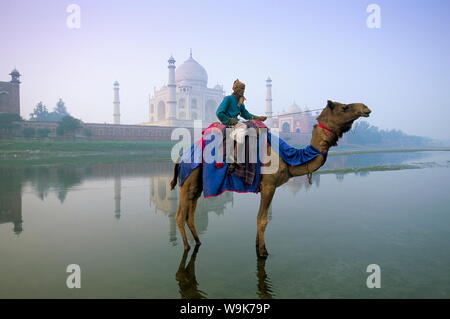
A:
0;69;21;115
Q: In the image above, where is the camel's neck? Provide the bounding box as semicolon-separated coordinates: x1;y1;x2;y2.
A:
287;123;338;177
310;123;338;153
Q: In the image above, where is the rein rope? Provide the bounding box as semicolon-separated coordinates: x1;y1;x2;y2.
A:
265;108;324;118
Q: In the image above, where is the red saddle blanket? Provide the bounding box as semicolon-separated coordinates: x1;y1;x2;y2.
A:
200;120;269;185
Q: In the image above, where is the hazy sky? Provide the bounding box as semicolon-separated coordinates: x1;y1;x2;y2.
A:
1;0;449;139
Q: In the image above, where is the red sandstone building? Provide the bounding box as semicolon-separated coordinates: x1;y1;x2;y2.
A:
0;69;21;115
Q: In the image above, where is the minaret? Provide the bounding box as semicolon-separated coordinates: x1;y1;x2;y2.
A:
265;76;273;127
167;55;177;125
9;68;21;115
113;81;120;124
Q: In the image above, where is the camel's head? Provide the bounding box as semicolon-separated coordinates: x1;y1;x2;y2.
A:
317;100;371;137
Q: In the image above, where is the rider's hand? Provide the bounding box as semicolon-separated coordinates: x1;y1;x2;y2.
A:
254;116;267;121
228;118;239;126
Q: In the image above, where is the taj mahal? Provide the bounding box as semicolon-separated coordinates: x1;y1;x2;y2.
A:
1;51;318;143
113;50;318;133
146;51;224;127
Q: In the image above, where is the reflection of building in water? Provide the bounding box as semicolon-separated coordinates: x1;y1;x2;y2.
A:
114;176;121;219
336;173;345;182
322;155;348;171
356;171;370;177
0;190;23;235
149;174;178;244
149;173;232;245
286;174;321;194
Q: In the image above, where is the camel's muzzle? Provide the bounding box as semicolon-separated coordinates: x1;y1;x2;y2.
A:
361;108;371;117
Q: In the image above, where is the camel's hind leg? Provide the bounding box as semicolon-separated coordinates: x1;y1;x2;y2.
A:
186;195;202;246
175;167;202;251
176;195;190;251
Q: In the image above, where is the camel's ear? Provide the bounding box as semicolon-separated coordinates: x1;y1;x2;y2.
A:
327;100;335;109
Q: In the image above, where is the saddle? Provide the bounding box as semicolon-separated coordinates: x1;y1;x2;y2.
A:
204;120;268;185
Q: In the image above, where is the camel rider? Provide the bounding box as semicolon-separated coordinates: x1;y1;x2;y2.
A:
216;79;267;127
216;79;267;164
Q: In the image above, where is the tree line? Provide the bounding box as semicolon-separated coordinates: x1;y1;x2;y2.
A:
29;98;70;122
0;99;89;139
346;121;433;147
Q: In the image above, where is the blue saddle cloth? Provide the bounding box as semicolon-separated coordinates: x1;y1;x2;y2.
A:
178;131;321;197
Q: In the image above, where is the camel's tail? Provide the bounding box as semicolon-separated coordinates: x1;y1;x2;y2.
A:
170;161;180;190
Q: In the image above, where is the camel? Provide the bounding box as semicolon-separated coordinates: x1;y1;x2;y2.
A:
170;100;371;258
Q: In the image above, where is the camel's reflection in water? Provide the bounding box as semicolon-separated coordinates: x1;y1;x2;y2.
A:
175;247;275;299
150;168;315;299
175;247;207;299
256;255;275;299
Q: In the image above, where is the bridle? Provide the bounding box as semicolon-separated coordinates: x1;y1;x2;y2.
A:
317;122;338;147
304;121;338;185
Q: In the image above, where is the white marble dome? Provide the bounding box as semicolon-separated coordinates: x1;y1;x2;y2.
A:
176;56;208;87
287;102;301;114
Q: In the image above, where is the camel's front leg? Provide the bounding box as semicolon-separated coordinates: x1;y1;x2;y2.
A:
256;185;275;258
175;167;202;251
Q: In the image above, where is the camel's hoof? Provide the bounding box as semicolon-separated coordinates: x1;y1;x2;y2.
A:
257;252;269;259
256;246;269;259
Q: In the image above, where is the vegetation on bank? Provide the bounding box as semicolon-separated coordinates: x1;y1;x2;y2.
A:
0;139;176;152
0;139;177;167
1;139;448;156
29;99;70;122
317;164;422;175
1;111;87;139
328;147;450;156
0;137;449;170
0;153;173;168
345;121;435;147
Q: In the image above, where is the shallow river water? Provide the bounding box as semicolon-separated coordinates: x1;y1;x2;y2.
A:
1;150;449;298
